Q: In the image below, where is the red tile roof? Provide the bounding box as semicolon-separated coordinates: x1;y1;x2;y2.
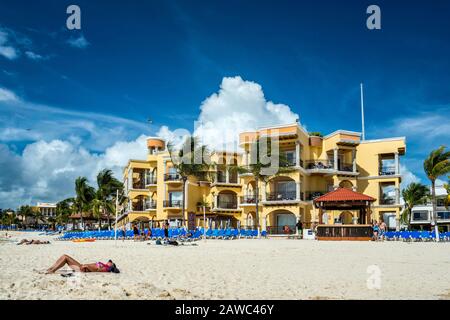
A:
314;188;376;202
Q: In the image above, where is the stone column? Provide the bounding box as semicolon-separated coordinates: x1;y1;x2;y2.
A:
295;141;300;167
296;181;301;201
262;181;267;201
395;187;400;204
352;149;357;172
394;152;399;175
225;168;229;183
333;148;338;170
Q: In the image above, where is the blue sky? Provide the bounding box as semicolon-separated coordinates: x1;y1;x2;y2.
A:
0;0;449;208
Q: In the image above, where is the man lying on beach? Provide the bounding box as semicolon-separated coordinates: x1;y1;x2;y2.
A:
17;239;50;245
46;254;120;274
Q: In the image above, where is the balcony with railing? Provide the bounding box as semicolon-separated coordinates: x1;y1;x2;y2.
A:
164;173;182;182
214;171;238;184
305;159;334;170
216;199;238;209
240;195;260;205
132;179;146;190
379;153;399;176
304;191;327;201
131;201;144;212
145;175;157;185
379;196;396;205
163;200;183;208
144;200;157;210
266;191;297;202
338;162;354;172
379;165;396;176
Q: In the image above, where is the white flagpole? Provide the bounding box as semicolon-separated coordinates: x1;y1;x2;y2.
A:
360;83;366;141
114;189;119;245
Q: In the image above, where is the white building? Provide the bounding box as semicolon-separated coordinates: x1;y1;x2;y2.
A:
36;202;57;218
410;186;450;231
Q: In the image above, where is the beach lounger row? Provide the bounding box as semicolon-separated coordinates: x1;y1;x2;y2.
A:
56;228;269;241
383;231;450;242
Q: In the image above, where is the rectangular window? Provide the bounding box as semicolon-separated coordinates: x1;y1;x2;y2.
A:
379;155;395;175
284;151;295;166
413;211;429;221
380;183;396;205
437;211;450;220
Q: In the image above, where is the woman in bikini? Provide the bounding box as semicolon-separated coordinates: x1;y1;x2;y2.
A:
45;254;120;274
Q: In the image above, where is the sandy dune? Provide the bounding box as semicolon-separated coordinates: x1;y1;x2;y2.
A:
0;231;449;300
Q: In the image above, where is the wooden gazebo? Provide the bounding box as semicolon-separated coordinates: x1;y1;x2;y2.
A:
313;188;376;241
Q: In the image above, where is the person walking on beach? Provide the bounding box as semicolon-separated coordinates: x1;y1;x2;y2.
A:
122;225;126;241
163;222;169;239
379;221;387;241
133;225;140;241
296;220;303;238
372;221;379;241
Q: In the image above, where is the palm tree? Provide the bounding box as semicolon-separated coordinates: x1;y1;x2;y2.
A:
401;182;429;228
1;210;18;228
229;137;295;233
56;198;74;228
33;209;44;229
93;169;123;229
167;136;211;229
423;146;450;240
74;177;95;230
17;205;34;229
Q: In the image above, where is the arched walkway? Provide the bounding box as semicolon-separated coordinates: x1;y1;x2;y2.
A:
267;176;297;201
266;209;297;235
217;190;238;209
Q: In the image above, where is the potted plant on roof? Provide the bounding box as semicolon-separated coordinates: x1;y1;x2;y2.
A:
309;132;323;147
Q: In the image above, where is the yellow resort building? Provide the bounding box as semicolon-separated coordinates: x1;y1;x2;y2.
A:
117;123;406;234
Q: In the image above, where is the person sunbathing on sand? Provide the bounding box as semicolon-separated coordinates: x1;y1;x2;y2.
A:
17;239;50;245
46;254;120;274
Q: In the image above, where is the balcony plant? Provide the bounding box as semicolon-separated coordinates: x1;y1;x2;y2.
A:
309;132;323;147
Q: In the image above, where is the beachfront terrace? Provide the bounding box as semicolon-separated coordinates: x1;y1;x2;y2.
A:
164;173;182;182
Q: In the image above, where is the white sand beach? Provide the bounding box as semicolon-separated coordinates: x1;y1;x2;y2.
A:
0;231;449;300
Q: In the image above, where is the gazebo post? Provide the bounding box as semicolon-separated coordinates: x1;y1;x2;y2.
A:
318;207;323;224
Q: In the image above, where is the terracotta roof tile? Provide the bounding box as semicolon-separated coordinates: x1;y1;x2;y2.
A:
314;188;376;202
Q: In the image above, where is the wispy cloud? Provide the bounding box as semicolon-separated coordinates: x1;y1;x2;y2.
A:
372;109;450;154
393;112;450;140
0;86;151;150
0;87;19;102
0;29;19;60
25;50;49;61
67;34;89;49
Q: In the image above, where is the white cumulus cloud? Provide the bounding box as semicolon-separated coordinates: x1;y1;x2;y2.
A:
0;136;149;208
158;76;299;151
